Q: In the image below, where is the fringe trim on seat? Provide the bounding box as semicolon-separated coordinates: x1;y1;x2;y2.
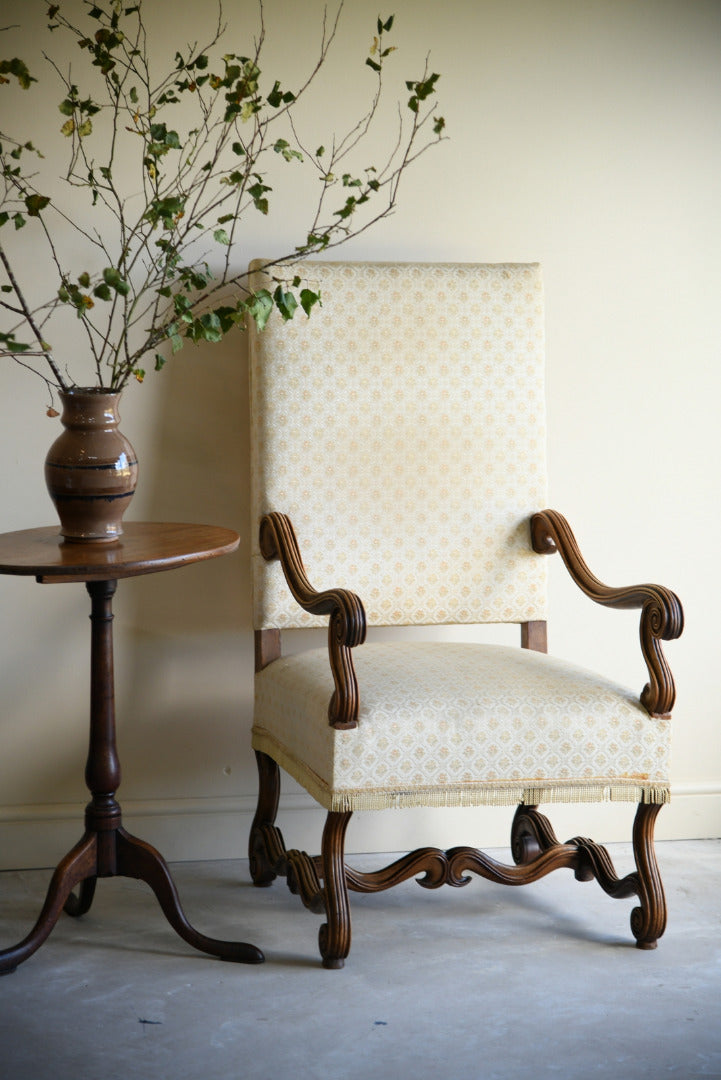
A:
251;731;670;812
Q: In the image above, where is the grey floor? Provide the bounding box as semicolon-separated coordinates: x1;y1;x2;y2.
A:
0;840;720;1080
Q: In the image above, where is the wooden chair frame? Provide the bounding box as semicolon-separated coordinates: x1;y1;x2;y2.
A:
250;509;682;968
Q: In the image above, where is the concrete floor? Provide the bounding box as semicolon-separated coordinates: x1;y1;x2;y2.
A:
0;839;720;1080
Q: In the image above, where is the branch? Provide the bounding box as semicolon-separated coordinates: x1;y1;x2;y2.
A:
0;242;68;390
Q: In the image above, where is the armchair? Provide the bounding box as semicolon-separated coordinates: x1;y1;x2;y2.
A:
247;261;682;968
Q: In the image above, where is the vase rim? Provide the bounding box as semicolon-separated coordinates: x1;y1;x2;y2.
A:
62;386;121;397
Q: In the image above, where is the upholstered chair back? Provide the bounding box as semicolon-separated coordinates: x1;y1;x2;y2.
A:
249;262;548;630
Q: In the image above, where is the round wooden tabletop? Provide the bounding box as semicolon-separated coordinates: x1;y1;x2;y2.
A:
0;522;240;582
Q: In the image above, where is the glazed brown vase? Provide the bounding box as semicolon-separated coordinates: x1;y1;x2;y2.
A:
44;388;139;543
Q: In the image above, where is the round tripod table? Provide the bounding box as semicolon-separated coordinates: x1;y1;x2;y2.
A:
0;522;263;973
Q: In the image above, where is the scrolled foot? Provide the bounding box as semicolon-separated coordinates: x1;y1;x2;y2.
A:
319;923;346;969
249;825;280;887
630;904;661;950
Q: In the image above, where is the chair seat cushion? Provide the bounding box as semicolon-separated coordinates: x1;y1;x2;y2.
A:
253;642;671;811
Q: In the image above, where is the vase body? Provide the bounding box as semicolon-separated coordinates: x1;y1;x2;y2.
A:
44;388;138;543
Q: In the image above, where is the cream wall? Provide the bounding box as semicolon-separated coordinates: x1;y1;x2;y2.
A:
0;0;719;869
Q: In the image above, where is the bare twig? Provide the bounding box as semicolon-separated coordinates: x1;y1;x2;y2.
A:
0;242;68;390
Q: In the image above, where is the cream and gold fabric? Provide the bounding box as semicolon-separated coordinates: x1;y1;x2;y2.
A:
249;262;548;629
253;641;671;811
249;261;671;813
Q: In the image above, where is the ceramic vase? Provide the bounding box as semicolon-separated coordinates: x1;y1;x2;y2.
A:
44;387;138;542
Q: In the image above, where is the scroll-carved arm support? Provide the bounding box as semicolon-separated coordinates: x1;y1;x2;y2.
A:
259;512;367;729
530;509;683;717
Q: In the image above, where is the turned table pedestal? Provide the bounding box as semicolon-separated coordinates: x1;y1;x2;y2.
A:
0;522;263;973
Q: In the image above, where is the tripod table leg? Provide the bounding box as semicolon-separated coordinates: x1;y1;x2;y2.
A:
115;827;264;964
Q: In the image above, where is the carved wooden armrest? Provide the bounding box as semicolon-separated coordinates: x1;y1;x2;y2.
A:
530;509;684;717
259;512;367;729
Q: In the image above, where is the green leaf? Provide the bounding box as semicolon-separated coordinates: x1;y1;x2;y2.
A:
0;212;8;228
102;266;130;296
231;141;245;156
78;272;91;288
93;282;112;300
1;284;12;292
0;58;36;90
24;194;50;216
129;86;138;104
266;80;284;108
79;98;101;117
213;305;243;333
248;179;271;214
213;227;230;245
154;353;167;371
407;72;440;113
58;98;76;116
0;331;31;351
145;195;186;228
245;289;273;332
77;118;93;137
365;57;381;73
334;196;357;220
273;138;302;163
13;213;25;229
300;288;321;317
190;311;223;343
273;285;297;321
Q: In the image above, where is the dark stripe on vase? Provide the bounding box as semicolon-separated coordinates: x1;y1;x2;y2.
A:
45;460;138;471
51;490;136;503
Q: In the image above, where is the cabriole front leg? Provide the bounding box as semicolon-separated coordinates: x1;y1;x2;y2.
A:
318;811;353;969
630;802;666;949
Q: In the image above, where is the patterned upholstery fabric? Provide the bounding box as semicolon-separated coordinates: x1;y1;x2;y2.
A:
249;261;671;808
253;642;671;811
249;261;548;629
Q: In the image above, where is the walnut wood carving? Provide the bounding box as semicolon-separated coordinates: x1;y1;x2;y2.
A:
318;812;353;968
629;803;667;949
259;512;366;728
510;802;666;948
530;509;683;716
249;751;667;966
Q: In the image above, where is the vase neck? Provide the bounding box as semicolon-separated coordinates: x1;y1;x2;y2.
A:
60;389;123;429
